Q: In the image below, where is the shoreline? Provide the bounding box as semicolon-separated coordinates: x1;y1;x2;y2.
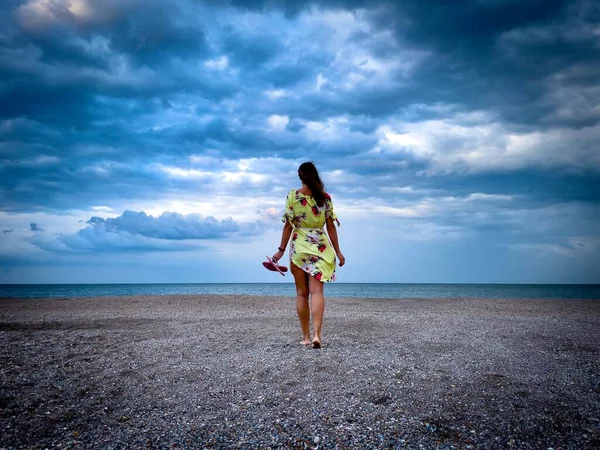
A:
1;295;599;448
2;283;600;301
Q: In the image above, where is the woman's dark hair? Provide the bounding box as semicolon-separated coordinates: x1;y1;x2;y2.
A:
298;161;326;207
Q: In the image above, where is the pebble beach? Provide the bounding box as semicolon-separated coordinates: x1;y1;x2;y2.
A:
1;295;599;449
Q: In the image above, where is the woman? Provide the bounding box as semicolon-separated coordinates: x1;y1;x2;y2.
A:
272;162;345;349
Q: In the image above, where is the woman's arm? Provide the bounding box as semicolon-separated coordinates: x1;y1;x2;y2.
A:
326;217;345;266
272;221;293;263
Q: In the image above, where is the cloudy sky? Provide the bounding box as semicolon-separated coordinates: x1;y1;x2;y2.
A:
1;0;599;284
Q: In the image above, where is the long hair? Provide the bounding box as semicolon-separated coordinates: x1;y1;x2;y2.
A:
298;161;326;207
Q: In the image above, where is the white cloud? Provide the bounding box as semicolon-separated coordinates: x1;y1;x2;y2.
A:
153;163;213;179
373;113;600;173
15;0;59;30
264;89;288;99
296;7;427;91
189;155;221;165
316;73;327;90
221;171;267;184
204;56;229;70
372;204;434;218
32;155;60;165
297;115;369;146
153;157;289;191
79;161;130;177
380;186;433;195
466;193;514;201
267;114;289;131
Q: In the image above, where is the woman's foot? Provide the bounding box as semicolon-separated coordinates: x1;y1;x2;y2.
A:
300;339;311;346
312;338;322;349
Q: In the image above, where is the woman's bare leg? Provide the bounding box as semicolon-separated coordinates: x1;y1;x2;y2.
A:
291;263;310;345
308;275;325;348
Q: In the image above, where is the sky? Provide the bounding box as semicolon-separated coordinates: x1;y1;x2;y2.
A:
0;0;599;284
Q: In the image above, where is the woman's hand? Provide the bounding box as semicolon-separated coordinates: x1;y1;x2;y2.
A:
337;252;346;267
272;249;285;264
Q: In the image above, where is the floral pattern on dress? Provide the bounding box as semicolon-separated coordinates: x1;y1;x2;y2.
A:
281;189;340;282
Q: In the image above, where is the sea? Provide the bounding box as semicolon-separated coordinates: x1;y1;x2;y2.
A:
0;283;599;299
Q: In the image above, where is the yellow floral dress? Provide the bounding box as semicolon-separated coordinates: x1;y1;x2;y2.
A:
281;189;340;282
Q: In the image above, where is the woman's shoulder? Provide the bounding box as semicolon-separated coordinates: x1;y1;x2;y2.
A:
295;186;310;195
286;189;301;202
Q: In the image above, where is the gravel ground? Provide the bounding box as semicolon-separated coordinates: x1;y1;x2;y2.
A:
0;295;599;449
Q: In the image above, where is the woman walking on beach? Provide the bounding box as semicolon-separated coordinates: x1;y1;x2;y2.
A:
271;162;345;349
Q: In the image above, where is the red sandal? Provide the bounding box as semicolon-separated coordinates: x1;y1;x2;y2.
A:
262;255;288;276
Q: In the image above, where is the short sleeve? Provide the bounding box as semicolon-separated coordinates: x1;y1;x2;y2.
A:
281;190;294;224
325;193;340;226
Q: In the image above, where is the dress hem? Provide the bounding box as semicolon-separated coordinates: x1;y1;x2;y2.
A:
290;260;336;283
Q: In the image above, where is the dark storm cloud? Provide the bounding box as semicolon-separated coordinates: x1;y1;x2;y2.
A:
86;210;265;240
221;29;283;70
26;209;266;254
102;4;208;67
29;222;42;231
337;165;600;207
206;0;368;16
285;119;305;133
0;0;598;218
0;153;165;212
242;0;600;129
0;0;233;127
11;0;207;67
398;0;600;128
